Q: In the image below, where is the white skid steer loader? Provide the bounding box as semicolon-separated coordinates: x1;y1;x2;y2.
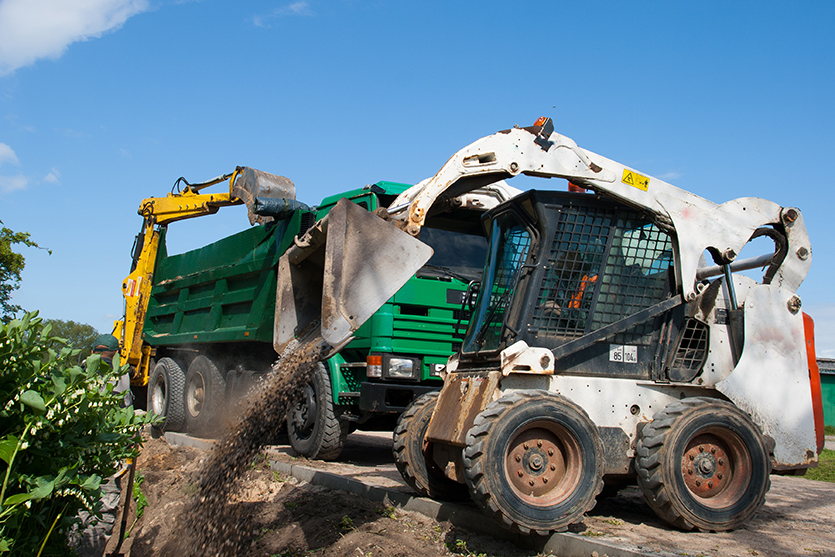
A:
275;117;824;535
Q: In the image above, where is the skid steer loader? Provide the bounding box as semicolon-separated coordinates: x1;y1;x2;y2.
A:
277;117;824;535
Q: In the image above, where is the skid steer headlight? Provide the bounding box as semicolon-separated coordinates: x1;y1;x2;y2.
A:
383;355;421;381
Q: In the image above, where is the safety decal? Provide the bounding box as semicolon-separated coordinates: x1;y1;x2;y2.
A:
124;277;142;297
622;169;649;191
610;344;638;364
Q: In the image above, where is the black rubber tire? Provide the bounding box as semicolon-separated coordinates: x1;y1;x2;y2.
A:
286;363;349;461
392;392;470;502
147;358;186;432
183;355;227;437
463;390;604;535
635;397;771;532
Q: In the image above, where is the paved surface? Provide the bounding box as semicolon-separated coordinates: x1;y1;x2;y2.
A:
826;435;835;451
166;430;835;557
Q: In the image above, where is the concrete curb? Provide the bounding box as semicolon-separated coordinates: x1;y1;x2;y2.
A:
825;435;835;451
269;460;665;557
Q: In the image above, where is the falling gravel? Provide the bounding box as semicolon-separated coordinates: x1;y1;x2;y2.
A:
184;335;328;557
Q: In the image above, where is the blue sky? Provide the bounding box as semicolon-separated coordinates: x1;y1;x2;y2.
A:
1;1;834;355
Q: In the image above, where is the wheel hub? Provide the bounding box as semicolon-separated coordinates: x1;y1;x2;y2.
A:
682;434;731;498
505;424;580;503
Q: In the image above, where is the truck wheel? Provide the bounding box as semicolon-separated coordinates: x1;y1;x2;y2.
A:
463;390;604;535
183;356;226;437
147;358;185;432
393;392;470;502
286;363;349;460
635;397;771;531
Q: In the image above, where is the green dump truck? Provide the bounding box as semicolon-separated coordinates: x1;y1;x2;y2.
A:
126;174;518;459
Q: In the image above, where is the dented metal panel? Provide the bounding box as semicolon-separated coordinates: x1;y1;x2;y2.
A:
426;371;502;447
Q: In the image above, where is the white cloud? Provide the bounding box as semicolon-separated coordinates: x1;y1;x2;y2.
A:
0;142;19;166
0;174;28;193
659;171;683;180
252;1;315;28
43;168;60;183
0;0;150;77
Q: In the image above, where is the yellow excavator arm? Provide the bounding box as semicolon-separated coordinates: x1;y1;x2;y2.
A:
114;167;298;385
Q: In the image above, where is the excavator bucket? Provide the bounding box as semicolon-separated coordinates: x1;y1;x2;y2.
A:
232;167;298;225
274;197;433;353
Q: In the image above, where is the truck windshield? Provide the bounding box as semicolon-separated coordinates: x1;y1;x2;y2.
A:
418;227;487;283
462;212;531;353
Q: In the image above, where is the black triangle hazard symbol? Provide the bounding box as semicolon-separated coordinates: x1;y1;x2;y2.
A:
623;172;634;185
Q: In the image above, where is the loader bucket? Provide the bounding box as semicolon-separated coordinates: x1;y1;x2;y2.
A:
274;197;433;353
232;166;297;225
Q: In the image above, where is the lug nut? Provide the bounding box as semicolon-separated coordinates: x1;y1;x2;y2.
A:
529;480;535;487
711;447;716;454
523;442;529;450
515;455;521;462
537;440;542;448
517;470;524;477
688;469;693;475
699;446;704;452
689;454;695;461
718;459;724;466
547;448;554;456
550;464;556;471
696;480;701;487
543;477;548;484
717;473;723;480
708;482;714;489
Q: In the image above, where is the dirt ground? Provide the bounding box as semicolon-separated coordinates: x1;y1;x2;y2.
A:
104;430;835;557
104;431;543;557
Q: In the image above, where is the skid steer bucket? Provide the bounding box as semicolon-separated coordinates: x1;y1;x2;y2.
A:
274;197;433;354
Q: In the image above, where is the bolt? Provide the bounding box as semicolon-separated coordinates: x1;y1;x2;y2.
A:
515;455;521;463
537;440;543;448
717;473;723;480
699;446;704;452
523;442;529;450
711;447;716;454
547;448;554;456
797;246;810;261
788;296;802;314
688;469;693;475
696;480;701;487
783;208;798;225
689;454;695;461
543;477;548;484
510;162;519;173
517;470;524;477
529;480;535;487
550;464;556;471
718;458;725;466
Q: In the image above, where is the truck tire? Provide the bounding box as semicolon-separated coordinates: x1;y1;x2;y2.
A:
183;356;226;437
635;397;771;532
393;392;470;502
287;363;348;460
463;390;604;535
147;358;185;433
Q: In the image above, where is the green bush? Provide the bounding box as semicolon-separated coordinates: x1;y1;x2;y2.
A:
0;312;154;555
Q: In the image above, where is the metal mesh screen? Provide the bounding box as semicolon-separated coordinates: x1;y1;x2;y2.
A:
670;318;709;373
532;206;613;336
593;214;673;345
532;206;673;346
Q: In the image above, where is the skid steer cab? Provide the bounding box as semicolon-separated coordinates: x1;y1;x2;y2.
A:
390;119;824;535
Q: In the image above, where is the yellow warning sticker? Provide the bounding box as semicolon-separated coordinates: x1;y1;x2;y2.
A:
622;169;649;191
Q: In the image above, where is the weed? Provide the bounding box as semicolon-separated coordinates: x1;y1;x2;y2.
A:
183;482;199;496
271;470;285;483
806;449;835;483
447;538;487;557
602;518;623;526
339;514;355;532
581;530;605;537
374;506;396;519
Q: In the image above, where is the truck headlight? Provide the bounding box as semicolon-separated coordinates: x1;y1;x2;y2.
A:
383;355;420;380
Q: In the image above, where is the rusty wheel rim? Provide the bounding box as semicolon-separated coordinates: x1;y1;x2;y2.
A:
186;373;205;418
681;428;752;508
505;420;582;506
